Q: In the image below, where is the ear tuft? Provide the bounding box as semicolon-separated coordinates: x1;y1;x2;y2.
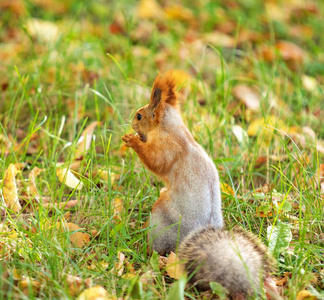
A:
150;70;177;107
152;88;162;109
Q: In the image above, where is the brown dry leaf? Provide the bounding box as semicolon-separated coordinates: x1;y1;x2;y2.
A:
158;255;168;269
56;168;83;190
254;156;267;168
75;122;100;159
66;274;92;297
28;167;45;202
43;199;79;210
0;0;26;16
165;251;186;280
137;0;165;20
260;41;306;69
296;290;318;300
77;286;114;300
232;85;260;111
275;276;288;287
276;41;305;63
56;222;90;248
2;163;22;213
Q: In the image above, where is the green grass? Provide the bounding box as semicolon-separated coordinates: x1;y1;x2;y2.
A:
0;0;323;299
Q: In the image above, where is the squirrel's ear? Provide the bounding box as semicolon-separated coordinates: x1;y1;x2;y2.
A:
151;88;162;110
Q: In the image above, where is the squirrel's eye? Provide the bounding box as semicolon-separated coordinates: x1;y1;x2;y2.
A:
136;113;142;121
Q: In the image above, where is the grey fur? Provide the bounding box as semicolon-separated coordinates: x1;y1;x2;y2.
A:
178;226;275;298
148;106;223;255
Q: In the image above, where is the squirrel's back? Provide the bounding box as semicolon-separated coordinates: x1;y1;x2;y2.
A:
178;226;275;299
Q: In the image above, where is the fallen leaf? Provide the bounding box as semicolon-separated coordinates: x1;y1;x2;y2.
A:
2;164;22;213
113;198;124;220
18;278;41;295
43;199;79;210
56;222;90;248
77;286;113;300
247;116;288;141
231;125;249;145
165;252;186;280
164;4;194;22
260;41;306;69
137;0;164;20
202;31;236;48
28;167;45;202
93;169;119;184
232;85;261;111
75;122;100;159
56;168;83;190
26;18;60;43
302;75;318;93
254;156;267;168
112;251;125;276
221;183;235;196
296;290;318;300
158;255;168;269
66;274;92;297
0;0;26;16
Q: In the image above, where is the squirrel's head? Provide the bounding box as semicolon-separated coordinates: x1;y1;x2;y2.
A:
132;71;178;142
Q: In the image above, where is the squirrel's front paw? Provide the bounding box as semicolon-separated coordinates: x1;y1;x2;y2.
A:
122;134;140;148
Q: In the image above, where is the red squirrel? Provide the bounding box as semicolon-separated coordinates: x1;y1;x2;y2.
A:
122;71;280;299
122;70;223;255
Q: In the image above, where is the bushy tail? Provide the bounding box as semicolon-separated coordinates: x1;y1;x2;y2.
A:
178;226;276;299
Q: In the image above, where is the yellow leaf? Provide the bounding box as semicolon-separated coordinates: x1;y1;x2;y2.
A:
2;164;21;212
75;122;101;159
296;290;318;300
165;251;186;279
56;222;90;248
112;251;125;276
221;183;235;196
28;167;45;202
18;278;41;295
137;0;164;20
94;169;119;184
164;4;194;22
77;286;114;300
56;168;83;190
247;116;288;138
113;198;124;221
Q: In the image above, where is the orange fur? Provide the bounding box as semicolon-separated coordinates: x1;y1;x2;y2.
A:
150;70;177;107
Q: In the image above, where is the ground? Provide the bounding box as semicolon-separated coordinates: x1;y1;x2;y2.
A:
0;0;323;299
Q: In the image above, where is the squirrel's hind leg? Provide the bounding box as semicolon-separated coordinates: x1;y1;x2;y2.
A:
148;191;182;255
